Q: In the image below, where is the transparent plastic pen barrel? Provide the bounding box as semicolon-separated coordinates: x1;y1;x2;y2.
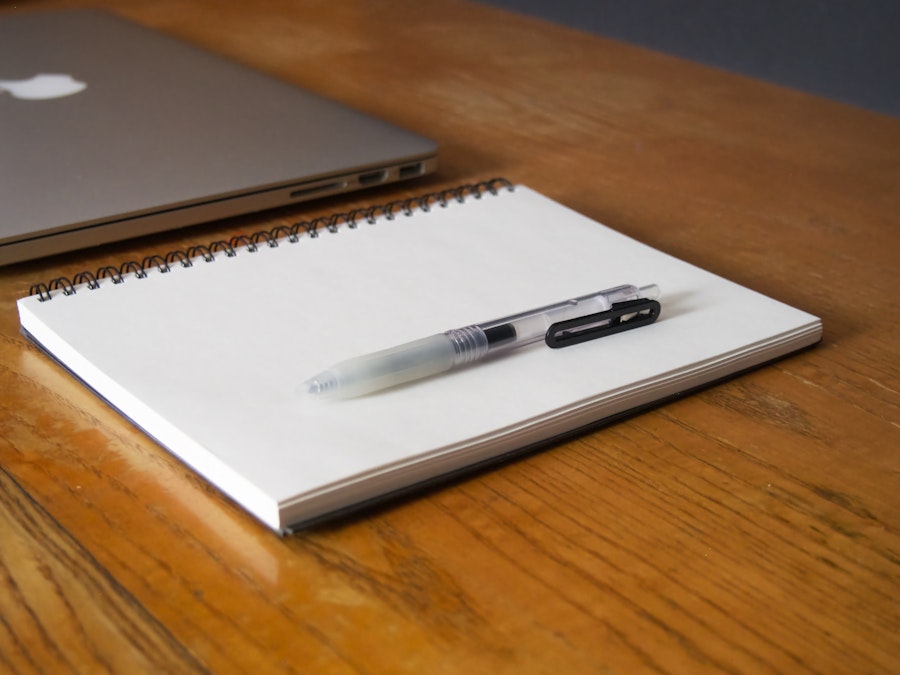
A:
303;283;660;398
474;283;659;355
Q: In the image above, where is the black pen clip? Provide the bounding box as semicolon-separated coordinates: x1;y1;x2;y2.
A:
545;298;661;349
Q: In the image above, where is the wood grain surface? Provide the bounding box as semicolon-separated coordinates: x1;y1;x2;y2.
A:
1;0;898;673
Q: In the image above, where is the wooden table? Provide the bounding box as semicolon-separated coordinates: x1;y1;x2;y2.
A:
2;1;898;672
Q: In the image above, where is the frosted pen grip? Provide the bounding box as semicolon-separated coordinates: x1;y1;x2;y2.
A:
323;334;457;398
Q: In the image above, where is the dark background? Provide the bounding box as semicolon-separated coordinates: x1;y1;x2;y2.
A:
479;0;899;117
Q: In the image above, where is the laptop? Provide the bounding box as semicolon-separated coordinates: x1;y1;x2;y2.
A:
0;9;438;265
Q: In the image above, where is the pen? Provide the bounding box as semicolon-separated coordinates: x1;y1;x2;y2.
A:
302;283;661;399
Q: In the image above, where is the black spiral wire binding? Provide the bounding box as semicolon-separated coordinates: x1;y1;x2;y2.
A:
187;245;215;262
28;178;514;301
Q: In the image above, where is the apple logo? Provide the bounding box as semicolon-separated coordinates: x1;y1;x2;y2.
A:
0;73;87;100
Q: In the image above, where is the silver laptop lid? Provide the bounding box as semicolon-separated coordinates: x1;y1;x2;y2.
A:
0;9;437;264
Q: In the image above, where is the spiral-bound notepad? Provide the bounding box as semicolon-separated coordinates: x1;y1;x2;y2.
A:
17;180;822;532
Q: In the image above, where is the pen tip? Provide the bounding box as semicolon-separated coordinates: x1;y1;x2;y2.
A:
301;379;323;397
300;374;338;398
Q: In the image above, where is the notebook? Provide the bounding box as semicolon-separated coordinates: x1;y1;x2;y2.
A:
17;180;823;533
0;9;437;265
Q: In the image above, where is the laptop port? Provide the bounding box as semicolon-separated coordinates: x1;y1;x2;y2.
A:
358;170;387;186
398;162;424;179
290;180;348;198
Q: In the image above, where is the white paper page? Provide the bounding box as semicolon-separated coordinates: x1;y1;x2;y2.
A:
19;186;821;529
